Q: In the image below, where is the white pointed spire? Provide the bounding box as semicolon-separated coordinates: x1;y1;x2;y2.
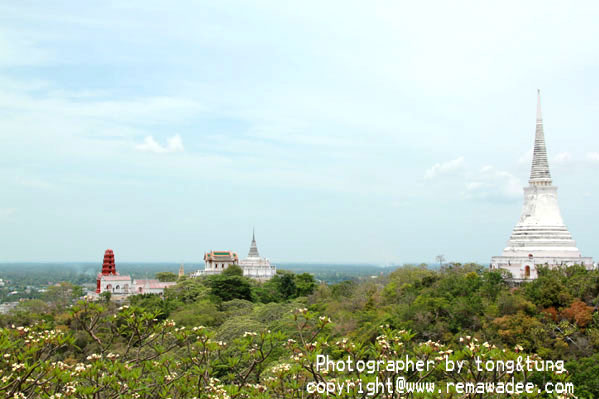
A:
529;89;552;185
248;228;260;258
536;89;543;122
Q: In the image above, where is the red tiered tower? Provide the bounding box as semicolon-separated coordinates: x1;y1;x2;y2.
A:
96;249;119;293
101;249;117;275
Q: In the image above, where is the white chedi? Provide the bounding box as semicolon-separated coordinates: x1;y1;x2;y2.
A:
490;90;593;280
239;230;276;281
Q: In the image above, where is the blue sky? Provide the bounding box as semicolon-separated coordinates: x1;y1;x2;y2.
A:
1;1;599;264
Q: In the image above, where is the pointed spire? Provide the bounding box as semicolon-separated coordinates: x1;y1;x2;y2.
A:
529;89;552;185
536;88;543;122
248;228;260;258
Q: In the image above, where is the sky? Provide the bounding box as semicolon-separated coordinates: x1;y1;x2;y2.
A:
1;1;599;264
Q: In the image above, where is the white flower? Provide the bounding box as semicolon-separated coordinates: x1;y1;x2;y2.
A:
11;363;25;372
514;344;524;352
163;320;176;328
64;383;76;394
86;354;101;361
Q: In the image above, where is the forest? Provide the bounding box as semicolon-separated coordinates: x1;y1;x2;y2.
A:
1;263;598;398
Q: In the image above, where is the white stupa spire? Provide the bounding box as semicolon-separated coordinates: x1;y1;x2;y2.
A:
239;228;276;280
248;228;260;258
529;89;552;185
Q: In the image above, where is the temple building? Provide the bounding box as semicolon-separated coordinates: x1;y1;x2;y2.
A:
490;91;593;280
133;279;175;295
190;250;239;277
96;249;132;294
191;231;276;280
239;231;277;280
95;249;175;297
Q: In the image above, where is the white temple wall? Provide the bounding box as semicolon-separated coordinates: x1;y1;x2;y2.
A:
100;278;132;294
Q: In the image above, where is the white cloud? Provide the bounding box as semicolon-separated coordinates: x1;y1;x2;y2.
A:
424;156;465;179
464;165;521;200
586;152;599;162
135;135;184;154
553;152;572;164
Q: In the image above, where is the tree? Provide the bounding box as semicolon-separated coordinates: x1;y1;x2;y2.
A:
155;272;178;282
294;273;316;297
222;264;243;277
330;280;356;299
277;273;297;300
99;291;112;303
435;254;445;267
561;300;594;327
207;274;253;302
170;300;222;327
524;270;572;308
567;354;599;398
1;260;591;399
42;282;84;310
481;270;506;300
164;278;209;304
252;280;283;303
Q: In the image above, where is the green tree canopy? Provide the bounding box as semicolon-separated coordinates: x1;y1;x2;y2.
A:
155;271;178;282
222;264;243;276
207;274;253;302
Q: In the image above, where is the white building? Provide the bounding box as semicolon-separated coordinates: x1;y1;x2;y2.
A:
98;274;133;295
190;250;239;277
133;279;176;295
239;231;276;280
490;91;593;280
191;232;276;280
0;302;18;315
95;249;175;297
97;275;175;296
